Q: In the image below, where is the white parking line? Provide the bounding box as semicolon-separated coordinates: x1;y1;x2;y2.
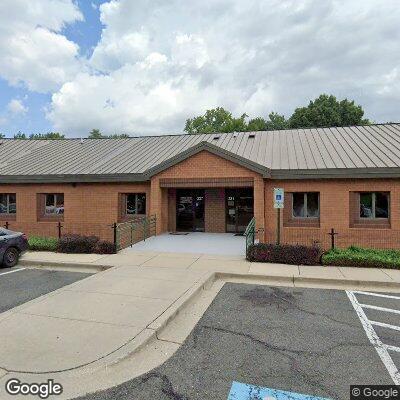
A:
385;344;400;353
0;267;25;276
346;291;400;385
353;291;400;301
371;321;400;332
360;304;400;315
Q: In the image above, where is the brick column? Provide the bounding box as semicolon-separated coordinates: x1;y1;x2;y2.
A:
150;177;163;235
253;176;265;242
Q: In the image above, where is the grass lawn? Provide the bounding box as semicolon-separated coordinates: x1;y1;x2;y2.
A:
322;246;400;269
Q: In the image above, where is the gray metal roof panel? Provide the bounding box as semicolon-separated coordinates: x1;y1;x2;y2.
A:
1;124;400;180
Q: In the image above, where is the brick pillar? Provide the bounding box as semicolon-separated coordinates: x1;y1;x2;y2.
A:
150;177;163;235
254;176;265;242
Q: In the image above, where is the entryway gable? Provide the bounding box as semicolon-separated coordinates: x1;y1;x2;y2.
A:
145;141;267;179
153;149;263;180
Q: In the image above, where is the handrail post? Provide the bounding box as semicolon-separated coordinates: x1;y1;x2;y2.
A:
113;222;117;250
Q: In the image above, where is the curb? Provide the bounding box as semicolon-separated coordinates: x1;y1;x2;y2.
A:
214;271;400;291
19;259;110;272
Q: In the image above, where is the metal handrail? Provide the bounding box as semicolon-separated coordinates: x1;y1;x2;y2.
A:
244;217;256;256
116;215;156;250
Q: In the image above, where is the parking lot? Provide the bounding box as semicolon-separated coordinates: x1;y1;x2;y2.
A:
78;283;400;400
0;267;92;313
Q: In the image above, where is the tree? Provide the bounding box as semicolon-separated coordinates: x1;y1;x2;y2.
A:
289;94;369;129
184;107;248;134
108;133;130;139
265;112;288;130
247;117;267;131
29;132;65;140
14;132;27;139
0;133;5;139
88;129;130;139
88;129;104;139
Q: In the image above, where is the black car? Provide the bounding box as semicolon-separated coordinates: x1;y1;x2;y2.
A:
0;228;28;268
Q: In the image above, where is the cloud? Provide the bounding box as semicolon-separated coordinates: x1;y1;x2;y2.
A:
0;0;83;92
7;99;28;115
47;0;400;136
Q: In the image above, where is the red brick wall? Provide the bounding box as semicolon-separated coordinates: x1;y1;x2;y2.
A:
0;182;150;241
264;179;400;249
205;188;226;232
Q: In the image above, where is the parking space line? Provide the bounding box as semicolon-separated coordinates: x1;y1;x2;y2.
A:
353;291;400;301
385;344;400;353
346;291;400;385
360;304;400;315
371;321;400;332
0;267;25;276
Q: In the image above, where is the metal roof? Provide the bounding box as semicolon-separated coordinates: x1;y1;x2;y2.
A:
1;123;400;182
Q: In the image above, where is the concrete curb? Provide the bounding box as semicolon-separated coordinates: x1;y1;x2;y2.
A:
19;259;110;272
215;271;400;292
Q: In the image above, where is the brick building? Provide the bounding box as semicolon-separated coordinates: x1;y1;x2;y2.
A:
1;123;400;249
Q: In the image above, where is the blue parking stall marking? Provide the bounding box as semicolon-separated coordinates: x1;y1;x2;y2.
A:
227;381;330;400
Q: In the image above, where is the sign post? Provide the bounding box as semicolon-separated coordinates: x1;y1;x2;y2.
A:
273;188;284;245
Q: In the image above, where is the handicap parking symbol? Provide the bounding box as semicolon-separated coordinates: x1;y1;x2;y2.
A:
228;381;330;400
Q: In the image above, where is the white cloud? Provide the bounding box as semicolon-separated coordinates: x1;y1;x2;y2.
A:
42;0;400;134
7;99;28;115
0;0;399;135
0;0;83;92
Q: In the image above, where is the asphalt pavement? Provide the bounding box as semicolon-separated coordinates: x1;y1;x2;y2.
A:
77;283;397;400
0;267;92;313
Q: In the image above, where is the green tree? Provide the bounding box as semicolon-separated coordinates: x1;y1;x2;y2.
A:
185;107;248;134
289;94;369;129
108;133;130;139
88;128;104;138
29;132;65;140
247;117;267;131
0;133;5;139
14;132;27;139
265;112;288;130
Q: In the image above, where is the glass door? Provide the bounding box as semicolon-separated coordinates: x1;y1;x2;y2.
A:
176;189;205;231
226;188;254;233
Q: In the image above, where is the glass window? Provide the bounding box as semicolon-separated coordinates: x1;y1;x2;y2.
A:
45;194;64;215
360;192;389;219
0;194;16;214
292;192;319;218
126;194;146;215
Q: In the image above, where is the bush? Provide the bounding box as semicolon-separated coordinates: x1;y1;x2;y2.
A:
94;240;116;254
57;234;99;254
322;246;400;269
28;236;58;252
247;243;322;265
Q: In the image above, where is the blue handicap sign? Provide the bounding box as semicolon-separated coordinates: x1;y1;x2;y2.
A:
227;381;330;400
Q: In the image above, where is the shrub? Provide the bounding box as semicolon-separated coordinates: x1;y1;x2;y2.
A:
94;240;116;254
28;236;58;252
322;246;400;269
247;243;322;265
57;234;99;254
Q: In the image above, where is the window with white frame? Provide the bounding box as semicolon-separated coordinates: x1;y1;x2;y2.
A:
0;193;16;214
359;192;389;219
44;194;64;215
292;192;319;218
126;193;146;215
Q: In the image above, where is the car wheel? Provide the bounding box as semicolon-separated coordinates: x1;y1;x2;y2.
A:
3;247;20;268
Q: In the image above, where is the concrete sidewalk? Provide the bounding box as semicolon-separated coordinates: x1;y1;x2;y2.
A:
0;249;398;398
19;248;400;284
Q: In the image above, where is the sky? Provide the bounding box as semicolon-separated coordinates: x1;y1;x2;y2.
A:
0;0;399;138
